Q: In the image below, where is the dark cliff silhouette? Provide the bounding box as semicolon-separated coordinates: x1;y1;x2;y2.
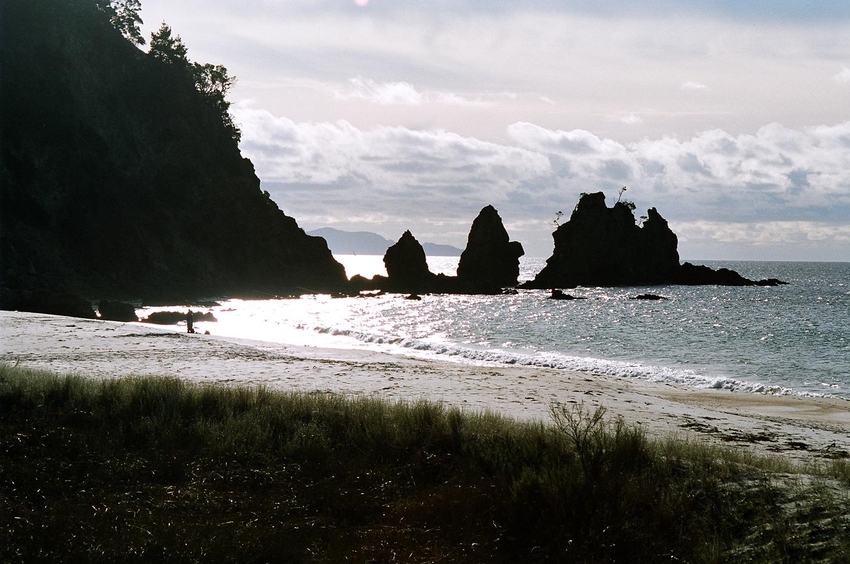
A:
0;0;346;312
523;192;785;289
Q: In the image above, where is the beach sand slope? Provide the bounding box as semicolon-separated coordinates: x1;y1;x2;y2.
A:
2;311;848;464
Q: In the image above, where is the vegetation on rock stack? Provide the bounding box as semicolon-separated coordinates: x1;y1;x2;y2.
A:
0;0;347;305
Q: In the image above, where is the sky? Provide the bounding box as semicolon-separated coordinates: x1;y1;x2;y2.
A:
138;1;850;261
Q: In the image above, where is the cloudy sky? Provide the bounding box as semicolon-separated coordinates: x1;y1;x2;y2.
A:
139;1;850;260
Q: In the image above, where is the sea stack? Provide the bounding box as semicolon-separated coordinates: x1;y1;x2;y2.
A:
382;231;438;293
457;205;525;292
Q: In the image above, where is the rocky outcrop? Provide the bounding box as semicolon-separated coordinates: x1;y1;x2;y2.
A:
97;300;138;322
675;263;785;287
457;205;524;292
352;206;525;295
524;192;785;288
382;231;435;293
142;310;217;325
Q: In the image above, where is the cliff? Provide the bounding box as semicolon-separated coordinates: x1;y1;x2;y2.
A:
0;0;347;308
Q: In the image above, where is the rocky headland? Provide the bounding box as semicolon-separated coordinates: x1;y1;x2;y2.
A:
0;0;347;317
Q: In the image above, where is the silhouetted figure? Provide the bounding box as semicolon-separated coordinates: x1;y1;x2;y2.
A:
186;310;195;333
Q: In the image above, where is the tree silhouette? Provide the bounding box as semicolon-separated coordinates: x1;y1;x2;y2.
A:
148;23;240;141
149;23;189;66
96;0;145;45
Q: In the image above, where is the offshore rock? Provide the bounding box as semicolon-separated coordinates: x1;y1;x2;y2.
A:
523;192;786;288
457;205;525;292
97;300;138;322
382;231;436;293
676;263;786;287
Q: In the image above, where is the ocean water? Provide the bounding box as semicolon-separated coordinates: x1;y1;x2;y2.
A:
138;258;850;399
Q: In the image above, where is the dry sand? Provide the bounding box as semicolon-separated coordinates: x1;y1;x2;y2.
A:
2;310;848;465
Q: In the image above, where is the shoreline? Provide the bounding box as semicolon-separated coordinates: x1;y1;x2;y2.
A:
2;310;849;464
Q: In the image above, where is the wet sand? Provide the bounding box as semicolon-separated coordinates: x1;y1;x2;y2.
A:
2;310;848;464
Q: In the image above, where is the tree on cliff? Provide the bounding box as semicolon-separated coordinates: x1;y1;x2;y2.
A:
96;0;145;45
149;23;189;64
149;23;240;142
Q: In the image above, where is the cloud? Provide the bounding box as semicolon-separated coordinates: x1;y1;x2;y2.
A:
336;78;423;105
834;66;850;83
620;113;645;124
234;102;850;257
672;220;850;260
333;79;531;107
234;101;550;195
681;81;708;90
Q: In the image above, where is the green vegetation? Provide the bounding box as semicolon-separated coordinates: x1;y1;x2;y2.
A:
2;364;848;563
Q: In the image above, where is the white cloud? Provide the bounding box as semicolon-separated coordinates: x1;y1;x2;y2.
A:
834;66;850;83
234;102;551;191
620;113;645;125
681;81;708;90
234;102;850;258
336;78;423;105
672;220;850;260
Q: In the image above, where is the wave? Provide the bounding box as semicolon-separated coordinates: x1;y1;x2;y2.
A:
310;324;820;398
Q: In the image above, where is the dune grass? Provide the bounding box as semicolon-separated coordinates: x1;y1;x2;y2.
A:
1;363;848;563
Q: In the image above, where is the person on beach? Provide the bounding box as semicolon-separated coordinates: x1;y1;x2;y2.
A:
186;310;195;333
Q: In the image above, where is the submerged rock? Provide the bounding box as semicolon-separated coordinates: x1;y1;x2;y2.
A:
549;289;586;300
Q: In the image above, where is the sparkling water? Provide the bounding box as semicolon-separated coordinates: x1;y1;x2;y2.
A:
138;258;850;399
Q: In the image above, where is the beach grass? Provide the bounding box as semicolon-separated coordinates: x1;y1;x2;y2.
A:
2;363;848;563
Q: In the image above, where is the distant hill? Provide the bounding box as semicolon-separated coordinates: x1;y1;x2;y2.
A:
309;228;463;256
0;0;347;304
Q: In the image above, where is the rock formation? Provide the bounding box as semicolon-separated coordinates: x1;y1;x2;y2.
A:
524;192;785;288
381;231;440;293
456;205;524;292
97;300;138;322
351;206;525;295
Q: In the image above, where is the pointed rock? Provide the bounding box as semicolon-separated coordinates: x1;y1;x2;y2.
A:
383;231;435;293
457;205;524;291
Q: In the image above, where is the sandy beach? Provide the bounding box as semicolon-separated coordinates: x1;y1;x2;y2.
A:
2;310;848;465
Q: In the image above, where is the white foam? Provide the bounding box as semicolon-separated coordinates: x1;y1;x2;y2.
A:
304;323;826;398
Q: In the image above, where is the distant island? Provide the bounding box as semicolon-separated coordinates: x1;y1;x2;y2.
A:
308;228;462;256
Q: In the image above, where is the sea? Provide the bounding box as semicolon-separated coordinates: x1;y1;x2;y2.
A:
138;258;850;400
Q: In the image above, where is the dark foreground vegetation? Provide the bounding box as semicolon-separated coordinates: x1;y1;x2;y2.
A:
2;364;848;563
